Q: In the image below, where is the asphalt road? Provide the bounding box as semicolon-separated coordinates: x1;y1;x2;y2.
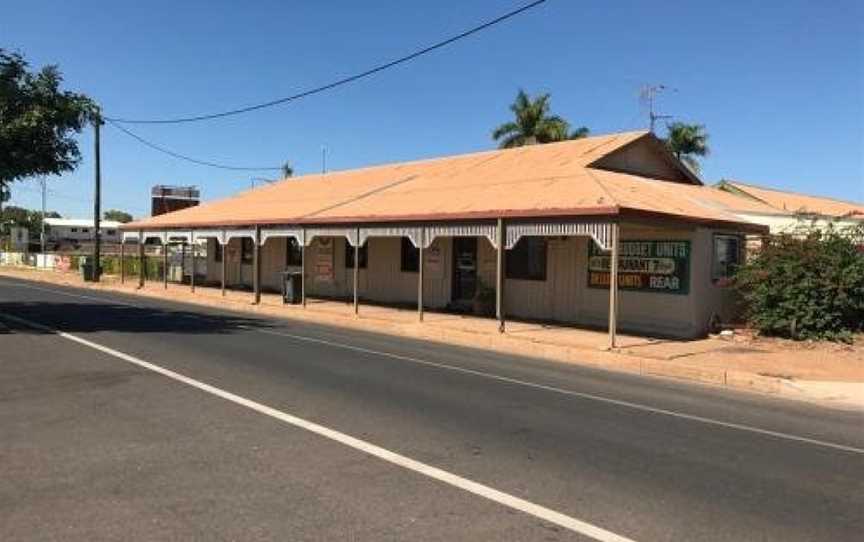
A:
1;276;862;541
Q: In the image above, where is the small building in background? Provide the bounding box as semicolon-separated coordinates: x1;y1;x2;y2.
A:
714;180;864;234
151;185;200;217
44;218;122;246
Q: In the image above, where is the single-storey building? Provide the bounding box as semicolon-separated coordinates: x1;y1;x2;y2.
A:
715;180;864;234
45;218;123;246
121;131;768;343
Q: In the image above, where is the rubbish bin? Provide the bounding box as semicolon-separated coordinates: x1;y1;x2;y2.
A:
281;271;303;304
80;256;95;282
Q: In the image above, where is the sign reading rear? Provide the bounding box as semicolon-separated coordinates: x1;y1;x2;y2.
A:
588;240;690;294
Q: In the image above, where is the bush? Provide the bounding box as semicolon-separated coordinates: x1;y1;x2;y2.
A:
735;225;864;342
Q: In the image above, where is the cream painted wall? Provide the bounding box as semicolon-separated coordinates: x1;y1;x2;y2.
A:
731;212;861;235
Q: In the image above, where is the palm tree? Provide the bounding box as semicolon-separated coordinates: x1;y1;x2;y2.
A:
281;161;294;178
664;122;709;172
492;90;586;148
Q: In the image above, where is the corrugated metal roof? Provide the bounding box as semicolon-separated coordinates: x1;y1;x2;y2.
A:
721;180;864;218
124;131;764;231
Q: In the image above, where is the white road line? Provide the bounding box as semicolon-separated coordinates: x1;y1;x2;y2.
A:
0;312;635;542
252;327;864;455
3;278;863;455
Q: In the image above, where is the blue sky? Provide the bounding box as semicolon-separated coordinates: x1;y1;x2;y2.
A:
3;0;863;218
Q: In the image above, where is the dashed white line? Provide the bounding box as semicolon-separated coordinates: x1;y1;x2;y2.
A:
0;311;636;542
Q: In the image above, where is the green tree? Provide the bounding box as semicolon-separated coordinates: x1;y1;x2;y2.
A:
664;122;709;172
0;49;98;213
103;209;133;223
735;225;864;342
0;205;60;235
492;90;588;149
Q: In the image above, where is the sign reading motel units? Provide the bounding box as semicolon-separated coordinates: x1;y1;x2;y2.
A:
588;240;690;294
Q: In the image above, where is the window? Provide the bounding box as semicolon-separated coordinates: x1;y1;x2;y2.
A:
506;237;547;281
213;241;223;263
82;228;90;233
106;229;116;235
400;237;419;272
345;241;367;269
712;235;741;282
241;238;254;263
286;237;303;266
70;228;78;233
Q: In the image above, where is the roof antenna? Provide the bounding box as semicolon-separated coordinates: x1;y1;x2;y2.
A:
640;84;675;133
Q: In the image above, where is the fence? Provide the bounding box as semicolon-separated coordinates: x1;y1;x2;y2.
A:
1;250;206;281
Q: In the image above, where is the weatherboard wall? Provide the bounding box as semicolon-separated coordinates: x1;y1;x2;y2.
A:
205;226;741;339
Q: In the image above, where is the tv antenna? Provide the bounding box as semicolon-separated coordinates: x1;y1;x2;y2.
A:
640;84;675;133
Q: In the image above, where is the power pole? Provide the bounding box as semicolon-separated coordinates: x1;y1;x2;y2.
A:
321;146;327;174
40;177;46;255
93;117;103;281
640;84;673;133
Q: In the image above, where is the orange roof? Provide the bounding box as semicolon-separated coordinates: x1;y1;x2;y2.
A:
125;132;764;232
719;180;864;218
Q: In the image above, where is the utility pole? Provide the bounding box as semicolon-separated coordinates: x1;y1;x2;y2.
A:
321;146;327;174
640;84;674;133
93;116;103;281
40;177;46;255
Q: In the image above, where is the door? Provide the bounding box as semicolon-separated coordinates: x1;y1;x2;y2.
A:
451;237;478;303
550;239;578;321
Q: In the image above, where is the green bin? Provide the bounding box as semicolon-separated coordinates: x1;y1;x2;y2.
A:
80;257;99;282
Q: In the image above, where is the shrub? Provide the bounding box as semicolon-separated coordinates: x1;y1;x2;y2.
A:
735;224;864;342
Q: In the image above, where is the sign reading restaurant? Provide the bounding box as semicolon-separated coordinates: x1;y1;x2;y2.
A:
588;240;690;294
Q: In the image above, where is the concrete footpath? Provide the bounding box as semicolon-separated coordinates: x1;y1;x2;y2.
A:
2;266;862;410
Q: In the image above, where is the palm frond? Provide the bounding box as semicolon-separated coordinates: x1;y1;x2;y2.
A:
498;133;525;149
492;121;520;141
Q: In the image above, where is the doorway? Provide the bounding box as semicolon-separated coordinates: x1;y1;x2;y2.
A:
451;237;478;304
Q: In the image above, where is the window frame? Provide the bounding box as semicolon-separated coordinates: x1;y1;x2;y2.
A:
506;237;548;281
400;237;419;273
344;240;368;269
711;234;742;283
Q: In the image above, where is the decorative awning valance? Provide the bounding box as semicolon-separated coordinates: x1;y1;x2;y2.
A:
126;220;613;250
505;221;613;251
261;228;303;245
141;231;167;244
423;223;498;249
223;229;256;245
192;229;226;244
304;227;358;247
165;231;193;244
358;226;424;248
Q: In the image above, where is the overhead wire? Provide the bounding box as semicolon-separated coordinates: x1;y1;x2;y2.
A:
104;0;547;125
106;120;283;171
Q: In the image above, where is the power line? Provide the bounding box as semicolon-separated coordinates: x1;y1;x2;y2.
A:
104;0;548;124
106;120;283;171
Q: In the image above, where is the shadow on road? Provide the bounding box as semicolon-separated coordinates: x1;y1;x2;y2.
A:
0;301;272;336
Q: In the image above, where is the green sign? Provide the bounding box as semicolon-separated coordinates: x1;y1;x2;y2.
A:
588;240;690;295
